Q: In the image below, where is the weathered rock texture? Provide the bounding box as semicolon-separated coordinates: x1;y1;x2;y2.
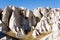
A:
0;6;60;40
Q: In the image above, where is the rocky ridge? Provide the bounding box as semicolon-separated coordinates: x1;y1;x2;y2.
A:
0;6;60;40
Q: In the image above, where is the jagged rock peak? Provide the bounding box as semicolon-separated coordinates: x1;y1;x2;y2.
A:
1;5;60;40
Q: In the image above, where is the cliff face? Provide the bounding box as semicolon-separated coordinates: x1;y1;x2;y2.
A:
0;6;60;40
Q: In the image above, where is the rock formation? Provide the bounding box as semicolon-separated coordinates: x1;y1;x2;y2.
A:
0;6;60;40
2;6;12;33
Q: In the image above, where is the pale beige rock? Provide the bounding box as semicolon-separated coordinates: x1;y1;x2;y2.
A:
2;6;12;33
32;16;51;38
1;6;60;40
33;8;42;19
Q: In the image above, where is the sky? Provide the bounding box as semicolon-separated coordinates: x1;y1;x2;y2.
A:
0;0;60;10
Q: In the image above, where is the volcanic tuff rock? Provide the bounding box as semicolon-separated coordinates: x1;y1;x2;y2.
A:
0;5;60;40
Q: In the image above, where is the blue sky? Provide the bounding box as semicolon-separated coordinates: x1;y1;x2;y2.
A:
0;0;60;10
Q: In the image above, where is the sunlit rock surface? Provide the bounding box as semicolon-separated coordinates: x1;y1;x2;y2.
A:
2;6;12;33
0;6;60;40
32;7;60;40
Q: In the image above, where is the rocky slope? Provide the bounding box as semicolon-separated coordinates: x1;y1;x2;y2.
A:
0;5;60;40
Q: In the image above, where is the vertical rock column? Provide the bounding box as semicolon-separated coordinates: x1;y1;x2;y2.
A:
2;6;12;33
